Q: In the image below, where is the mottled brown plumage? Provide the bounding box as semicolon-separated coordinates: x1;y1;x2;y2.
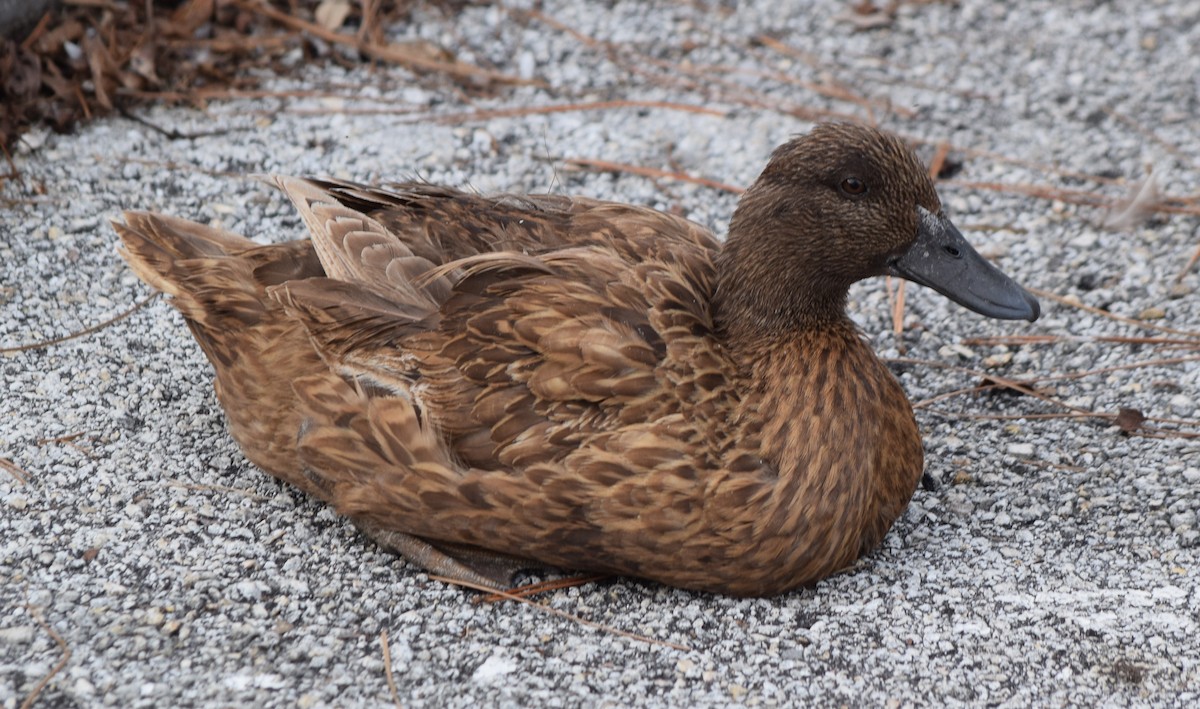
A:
115;123;1038;596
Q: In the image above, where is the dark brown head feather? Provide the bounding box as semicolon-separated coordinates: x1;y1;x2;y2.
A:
716;123;940;337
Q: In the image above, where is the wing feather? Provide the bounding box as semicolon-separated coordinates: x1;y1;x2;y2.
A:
260;179;749;566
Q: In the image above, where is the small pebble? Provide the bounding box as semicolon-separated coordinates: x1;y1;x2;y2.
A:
1008;443;1035;457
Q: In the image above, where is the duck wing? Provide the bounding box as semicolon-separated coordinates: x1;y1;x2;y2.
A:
268;178;737;574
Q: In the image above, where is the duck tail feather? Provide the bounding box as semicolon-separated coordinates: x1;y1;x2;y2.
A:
114;212;269;322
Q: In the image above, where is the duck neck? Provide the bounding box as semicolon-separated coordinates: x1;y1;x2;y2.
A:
713;206;855;342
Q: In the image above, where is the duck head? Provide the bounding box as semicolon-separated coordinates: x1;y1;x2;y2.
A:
715;123;1039;338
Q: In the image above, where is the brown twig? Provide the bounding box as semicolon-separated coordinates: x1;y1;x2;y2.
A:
751;35;913;119
1020;355;1200;384
476;574;610;603
637;42;866;123
428;575;691;652
900;357;1200;436
944;179;1200;218
36;433;95;459
1;457;30;484
21;601;72;709
1177;243;1200;283
0;293;160;354
910;382;999;410
892;359;1063;414
509;7;601;47
565;158;743;194
1;141;19;182
379;630;403;709
941;179;1109;207
238;98;726;122
890;357;1060;410
120;86;401;102
62;0;121;8
103;155;243;178
962;334;1200;348
234;0;536;87
852;63;998;103
927;141;951;180
18;10;55;51
117;105;250;140
165;479;270;502
1018;457;1088;473
922;407;1200;438
419;100;726;125
1030;288;1200;338
887;277;907;344
511;5;861;124
902;135;1124;186
1104;107;1195;170
155;33;295;54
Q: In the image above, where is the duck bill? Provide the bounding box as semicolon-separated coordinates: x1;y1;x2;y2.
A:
888;207;1040;321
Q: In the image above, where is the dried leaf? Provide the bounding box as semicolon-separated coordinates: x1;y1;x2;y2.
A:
2;42;41;99
315;0;353;32
82;32;113;110
39;58;75;102
128;41;159;86
834;1;897;30
169;0;216;38
1114;407;1146;433
33;19;84;54
977;376;1034;397
1103;167;1162;230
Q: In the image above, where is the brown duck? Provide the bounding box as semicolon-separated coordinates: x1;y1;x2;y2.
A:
115;123;1038;597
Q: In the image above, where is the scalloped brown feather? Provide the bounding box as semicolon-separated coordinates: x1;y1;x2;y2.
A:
115;125;943;596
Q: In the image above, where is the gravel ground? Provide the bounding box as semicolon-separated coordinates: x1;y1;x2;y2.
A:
3;1;1199;706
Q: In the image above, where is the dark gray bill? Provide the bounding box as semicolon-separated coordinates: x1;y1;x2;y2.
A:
888;206;1040;322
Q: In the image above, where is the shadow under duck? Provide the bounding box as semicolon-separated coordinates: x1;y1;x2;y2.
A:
116;123;1038;597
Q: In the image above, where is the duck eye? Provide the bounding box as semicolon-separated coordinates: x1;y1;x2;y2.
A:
839;177;867;196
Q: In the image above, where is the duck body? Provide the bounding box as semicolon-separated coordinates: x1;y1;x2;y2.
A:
116;124;1037;596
